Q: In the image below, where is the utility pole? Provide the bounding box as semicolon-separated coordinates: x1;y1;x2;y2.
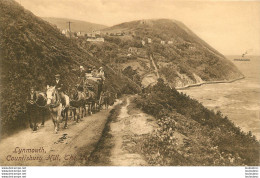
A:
67;21;73;38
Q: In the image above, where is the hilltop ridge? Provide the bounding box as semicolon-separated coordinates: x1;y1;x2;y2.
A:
42;17;107;32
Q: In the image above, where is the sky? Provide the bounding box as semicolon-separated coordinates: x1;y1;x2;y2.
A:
17;0;260;55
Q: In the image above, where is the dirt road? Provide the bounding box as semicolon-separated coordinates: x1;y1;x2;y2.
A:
88;96;158;166
0;100;122;166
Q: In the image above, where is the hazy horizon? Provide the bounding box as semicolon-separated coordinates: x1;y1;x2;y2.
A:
16;0;260;56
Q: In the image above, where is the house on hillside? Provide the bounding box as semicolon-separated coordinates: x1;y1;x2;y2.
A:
87;37;104;42
77;31;85;37
142;40;146;46
86;33;93;37
61;29;73;38
108;31;125;36
61;29;66;35
161;40;165;45
116;32;124;36
168;41;173;44
148;38;152;44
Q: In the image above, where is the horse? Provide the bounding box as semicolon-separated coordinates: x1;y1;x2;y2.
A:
70;87;86;122
61;93;70;129
46;86;63;133
27;91;47;132
84;86;97;115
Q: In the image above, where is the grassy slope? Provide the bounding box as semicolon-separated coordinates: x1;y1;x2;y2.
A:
134;79;260;166
0;0;140;134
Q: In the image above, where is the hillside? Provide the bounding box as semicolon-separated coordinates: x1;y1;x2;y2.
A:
78;19;243;88
0;0;140;134
134;80;259;166
42;17;107;32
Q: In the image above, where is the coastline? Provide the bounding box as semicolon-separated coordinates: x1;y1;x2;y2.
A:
175;75;245;90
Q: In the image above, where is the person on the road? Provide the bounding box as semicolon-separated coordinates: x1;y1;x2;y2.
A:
79;66;85;79
86;66;92;74
91;66;98;77
97;67;105;100
27;86;38;130
97;67;105;81
78;65;86;89
48;74;66;108
27;86;37;104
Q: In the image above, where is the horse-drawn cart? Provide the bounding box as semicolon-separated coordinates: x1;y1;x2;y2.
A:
84;75;104;109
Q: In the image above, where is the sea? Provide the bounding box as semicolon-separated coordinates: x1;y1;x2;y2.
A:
181;56;260;140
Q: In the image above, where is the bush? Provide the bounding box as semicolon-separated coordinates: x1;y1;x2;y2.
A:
134;79;260;165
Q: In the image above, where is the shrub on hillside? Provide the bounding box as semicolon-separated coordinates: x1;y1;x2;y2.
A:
134;79;260;165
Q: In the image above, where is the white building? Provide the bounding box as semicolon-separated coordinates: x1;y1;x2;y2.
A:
87;38;104;42
148;38;152;43
77;31;85;37
61;29;72;38
168;41;173;44
86;33;92;37
62;29;70;35
62;29;66;35
161;40;165;45
142;40;146;46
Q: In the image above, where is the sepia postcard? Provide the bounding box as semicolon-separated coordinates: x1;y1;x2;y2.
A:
0;0;259;170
